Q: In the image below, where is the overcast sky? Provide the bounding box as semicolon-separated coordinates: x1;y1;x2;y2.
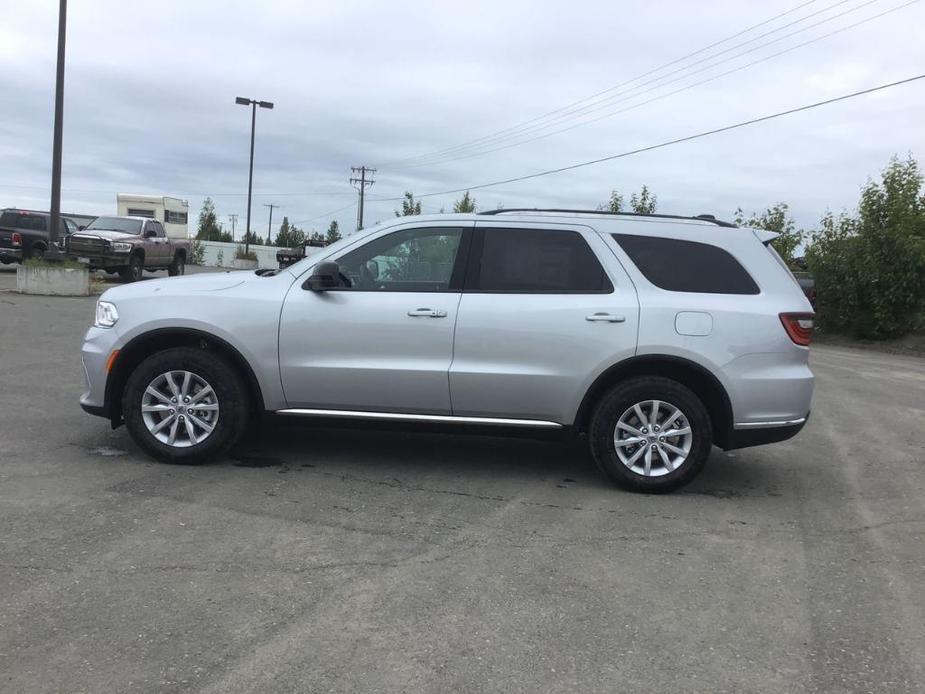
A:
1;0;923;237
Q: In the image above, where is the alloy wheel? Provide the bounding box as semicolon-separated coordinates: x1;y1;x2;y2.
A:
613;399;693;477
141;370;219;448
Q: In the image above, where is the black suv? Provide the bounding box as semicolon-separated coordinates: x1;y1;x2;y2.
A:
0;209;81;264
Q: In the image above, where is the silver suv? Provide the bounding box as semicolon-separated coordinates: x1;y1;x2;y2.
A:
80;210;814;492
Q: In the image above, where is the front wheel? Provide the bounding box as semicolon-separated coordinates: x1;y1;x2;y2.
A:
168;253;185;276
120;255;144;282
589;377;713;493
122;347;250;463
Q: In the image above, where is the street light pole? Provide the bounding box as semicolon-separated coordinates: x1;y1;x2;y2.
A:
47;0;68;260
235;97;274;255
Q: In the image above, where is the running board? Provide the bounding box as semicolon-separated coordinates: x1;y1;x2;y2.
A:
275;409;563;428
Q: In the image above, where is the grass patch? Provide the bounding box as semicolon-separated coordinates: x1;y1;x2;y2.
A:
22;256;87;270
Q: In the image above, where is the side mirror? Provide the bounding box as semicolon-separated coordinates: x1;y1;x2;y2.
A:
303;261;343;291
144;229;157;238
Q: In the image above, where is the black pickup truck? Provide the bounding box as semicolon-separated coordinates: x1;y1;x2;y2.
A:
0;208;80;264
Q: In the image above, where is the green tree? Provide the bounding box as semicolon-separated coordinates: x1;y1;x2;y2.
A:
242;230;264;246
806;155;925;338
275;216;293;248
600;185;656;214
325;220;342;244
630;185;657;214
396;192;422;216
453;191;477;213
196;197;223;241
734;202;804;268
308;230;325;245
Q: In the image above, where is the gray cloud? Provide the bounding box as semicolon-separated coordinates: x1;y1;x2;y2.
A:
1;0;923;235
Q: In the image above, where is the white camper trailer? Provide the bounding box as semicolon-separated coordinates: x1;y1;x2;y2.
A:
116;194;190;239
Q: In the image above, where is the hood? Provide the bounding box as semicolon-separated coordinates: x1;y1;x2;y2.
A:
75;230;136;241
101;270;251;301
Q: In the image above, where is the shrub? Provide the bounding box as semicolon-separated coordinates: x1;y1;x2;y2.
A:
234;245;258;262
190;239;205;266
806;156;925;339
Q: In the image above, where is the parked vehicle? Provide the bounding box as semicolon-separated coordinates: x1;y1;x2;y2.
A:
79;209;814;493
0;208;79;263
793;272;816;309
67;216;190;281
276;238;327;269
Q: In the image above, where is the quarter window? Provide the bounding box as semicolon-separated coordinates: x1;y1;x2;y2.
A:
473;228;612;293
612;234;759;295
337;227;464;292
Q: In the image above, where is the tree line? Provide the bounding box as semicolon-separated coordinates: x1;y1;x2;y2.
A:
195;197;342;248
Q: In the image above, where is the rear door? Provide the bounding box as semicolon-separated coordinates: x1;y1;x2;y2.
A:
449;222;639;424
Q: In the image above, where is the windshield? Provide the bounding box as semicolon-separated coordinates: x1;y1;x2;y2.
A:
86;217;142;234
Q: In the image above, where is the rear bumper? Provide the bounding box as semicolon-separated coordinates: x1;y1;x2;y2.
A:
723;414;809;450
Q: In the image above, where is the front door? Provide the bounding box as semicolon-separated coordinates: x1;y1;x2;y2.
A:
278;222;472;414
449;223;640;424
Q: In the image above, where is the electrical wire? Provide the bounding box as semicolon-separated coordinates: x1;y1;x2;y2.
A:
370;74;925;202
378;0;859;168
388;0;917;170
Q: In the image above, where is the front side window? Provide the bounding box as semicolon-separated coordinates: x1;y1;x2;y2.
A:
612;234;759;295
473;228;612;293
337;227;463;292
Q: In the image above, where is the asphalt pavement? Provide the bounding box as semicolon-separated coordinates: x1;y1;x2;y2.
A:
1;265;924;693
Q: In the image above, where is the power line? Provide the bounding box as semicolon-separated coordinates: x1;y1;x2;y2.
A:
379;0;844;167
388;0;916;170
0;183;359;198
291;201;357;226
371;74;925;202
379;0;859;169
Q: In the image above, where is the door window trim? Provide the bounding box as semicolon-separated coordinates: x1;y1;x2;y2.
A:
463;227;614;294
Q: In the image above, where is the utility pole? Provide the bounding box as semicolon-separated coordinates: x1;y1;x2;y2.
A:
350;166;376;231
47;0;68;261
228;214;238;241
264;203;279;245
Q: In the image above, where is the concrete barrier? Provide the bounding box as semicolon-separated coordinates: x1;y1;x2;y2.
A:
17;265;90;296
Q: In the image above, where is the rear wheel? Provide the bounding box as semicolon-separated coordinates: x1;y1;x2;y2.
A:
120;254;143;282
589;377;712;493
122;347;249;463
168;252;185;276
29;244;47;260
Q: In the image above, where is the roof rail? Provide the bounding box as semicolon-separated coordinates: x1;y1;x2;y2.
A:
476;208;738;228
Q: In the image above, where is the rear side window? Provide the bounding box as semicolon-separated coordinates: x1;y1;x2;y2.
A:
612;234;759;295
474;228;612;293
0;212;46;231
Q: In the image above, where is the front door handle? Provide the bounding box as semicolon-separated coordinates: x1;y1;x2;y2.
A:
586;312;626;323
408;308;447;318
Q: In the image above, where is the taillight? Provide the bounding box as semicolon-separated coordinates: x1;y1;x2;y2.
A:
780;312;814;346
11;233;22;247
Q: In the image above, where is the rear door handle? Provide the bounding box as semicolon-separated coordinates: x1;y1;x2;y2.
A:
586;312;626;323
408;308;447;318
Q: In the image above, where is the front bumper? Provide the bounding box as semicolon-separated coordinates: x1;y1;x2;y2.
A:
80;325;121;419
69;254;131;270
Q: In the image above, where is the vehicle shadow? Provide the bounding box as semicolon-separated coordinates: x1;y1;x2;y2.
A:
216;417;789;498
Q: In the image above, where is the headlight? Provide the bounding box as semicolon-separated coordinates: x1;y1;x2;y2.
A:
95;300;119;328
112;242;133;253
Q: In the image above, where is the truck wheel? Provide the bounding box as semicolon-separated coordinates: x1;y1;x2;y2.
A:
122;347;249;463
29;244;47;260
588;376;713;493
120;255;144;282
168;253;185;276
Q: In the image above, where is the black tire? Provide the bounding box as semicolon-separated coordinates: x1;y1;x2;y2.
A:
120;254;144;282
588;376;713;493
122;347;249;464
30;244;47;260
168;252;185;276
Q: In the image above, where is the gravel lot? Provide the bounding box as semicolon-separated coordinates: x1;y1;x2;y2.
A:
2;265;924;693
